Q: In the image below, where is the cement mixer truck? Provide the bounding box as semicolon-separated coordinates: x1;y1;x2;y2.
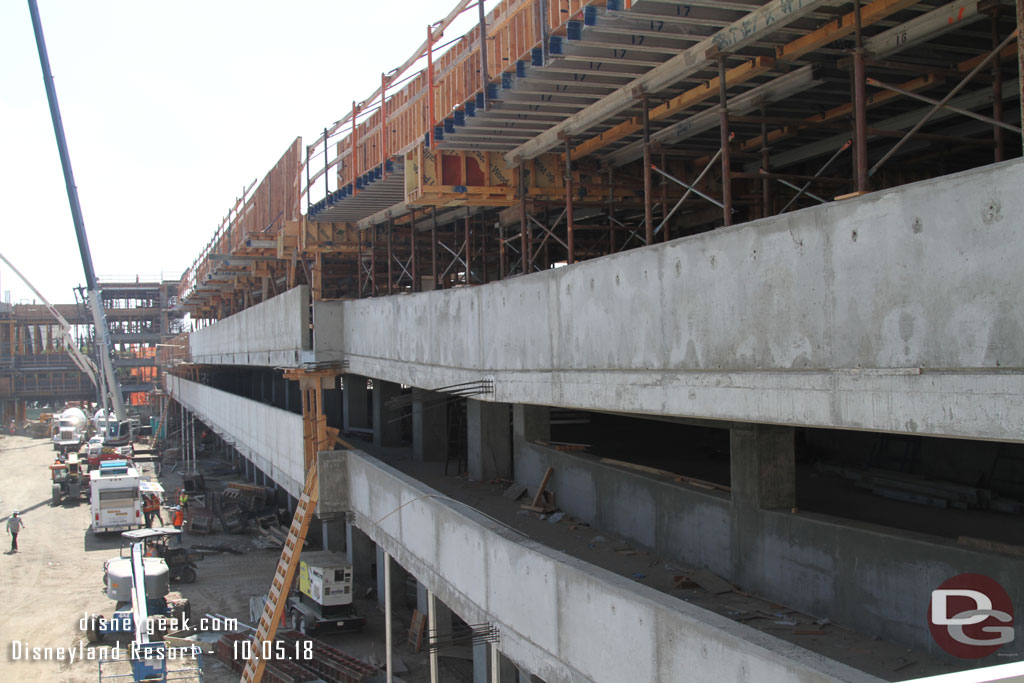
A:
52;407;89;455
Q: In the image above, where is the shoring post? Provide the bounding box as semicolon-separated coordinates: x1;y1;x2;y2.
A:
519;163;529;274
718;57;733;226
991;10;1005;162
481;217;488;283
853;0;869;192
323;127;329;205
464;212;472;284
660;150;669;243
382;73;389;176
565;137;575;265
641;94;653;244
1018;0;1024;153
411;210;419;292
431;210;439;289
371;226;377;297
607;167;615;253
761;104;771;216
479;0;489;111
499;222;506;279
428;25;437;150
387;219;393;295
352;101;360;197
357;232;363;298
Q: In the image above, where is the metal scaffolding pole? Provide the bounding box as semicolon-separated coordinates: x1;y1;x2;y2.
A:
565;137;575;265
641;95;654;245
853;0;870;192
718;58;733;226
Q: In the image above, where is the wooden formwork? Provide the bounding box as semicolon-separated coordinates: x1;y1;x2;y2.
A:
306;0;602;203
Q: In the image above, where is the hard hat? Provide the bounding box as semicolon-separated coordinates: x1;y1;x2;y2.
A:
12;510;18;515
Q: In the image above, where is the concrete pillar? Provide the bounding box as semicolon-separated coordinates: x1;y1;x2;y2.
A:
343;374;370;432
323;383;342;430
372;380;402;447
473;640;492;683
429;590;453;682
416;580;429;616
321;517;346;553
412;388;448;462
349;524;377;587
467;400;512;481
729;424;796;510
513;404;549;455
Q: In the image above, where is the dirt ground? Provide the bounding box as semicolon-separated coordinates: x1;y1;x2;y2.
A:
0;434;437;683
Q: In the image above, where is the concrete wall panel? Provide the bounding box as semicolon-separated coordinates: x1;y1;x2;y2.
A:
166;375;304;498
190;285;310;366
324;160;1024;440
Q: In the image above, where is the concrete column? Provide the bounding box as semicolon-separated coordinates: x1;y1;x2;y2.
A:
372;379;402;447
512;404;549;455
349;524;377;587
467;400;512;481
429;590;453;682
416;580;429;616
412;388;448;462
343;374;370;432
473;640;492;683
321;518;346;553
323;383;342;431
729;424;796;510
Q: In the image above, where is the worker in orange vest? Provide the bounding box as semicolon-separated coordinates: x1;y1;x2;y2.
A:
143;494;159;528
171;506;185;545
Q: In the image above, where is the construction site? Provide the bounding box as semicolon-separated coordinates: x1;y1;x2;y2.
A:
2;0;1024;682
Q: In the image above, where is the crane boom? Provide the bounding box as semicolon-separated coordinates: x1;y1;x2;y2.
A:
26;0;126;425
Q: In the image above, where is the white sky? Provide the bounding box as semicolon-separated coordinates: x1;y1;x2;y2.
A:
0;0;489;305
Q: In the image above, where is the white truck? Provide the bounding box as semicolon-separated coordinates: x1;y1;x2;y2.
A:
52;407;89;454
89;460;143;533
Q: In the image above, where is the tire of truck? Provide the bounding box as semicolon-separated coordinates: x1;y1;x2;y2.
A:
84;614;103;643
181;566;197;584
52;484;62;506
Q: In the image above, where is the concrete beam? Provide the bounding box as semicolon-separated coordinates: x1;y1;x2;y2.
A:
331;160;1024;442
166;375;304;499
189;285;310;367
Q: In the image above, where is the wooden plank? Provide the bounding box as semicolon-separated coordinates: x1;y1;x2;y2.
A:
530;467;554;508
408;609;427;652
689;568;735;595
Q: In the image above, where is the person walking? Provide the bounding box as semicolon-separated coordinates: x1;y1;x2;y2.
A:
178;489;190;523
143;494;157;528
151;494;165;526
7;510;25;552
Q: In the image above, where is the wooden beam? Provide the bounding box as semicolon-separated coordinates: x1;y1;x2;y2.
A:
776;0;922;63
